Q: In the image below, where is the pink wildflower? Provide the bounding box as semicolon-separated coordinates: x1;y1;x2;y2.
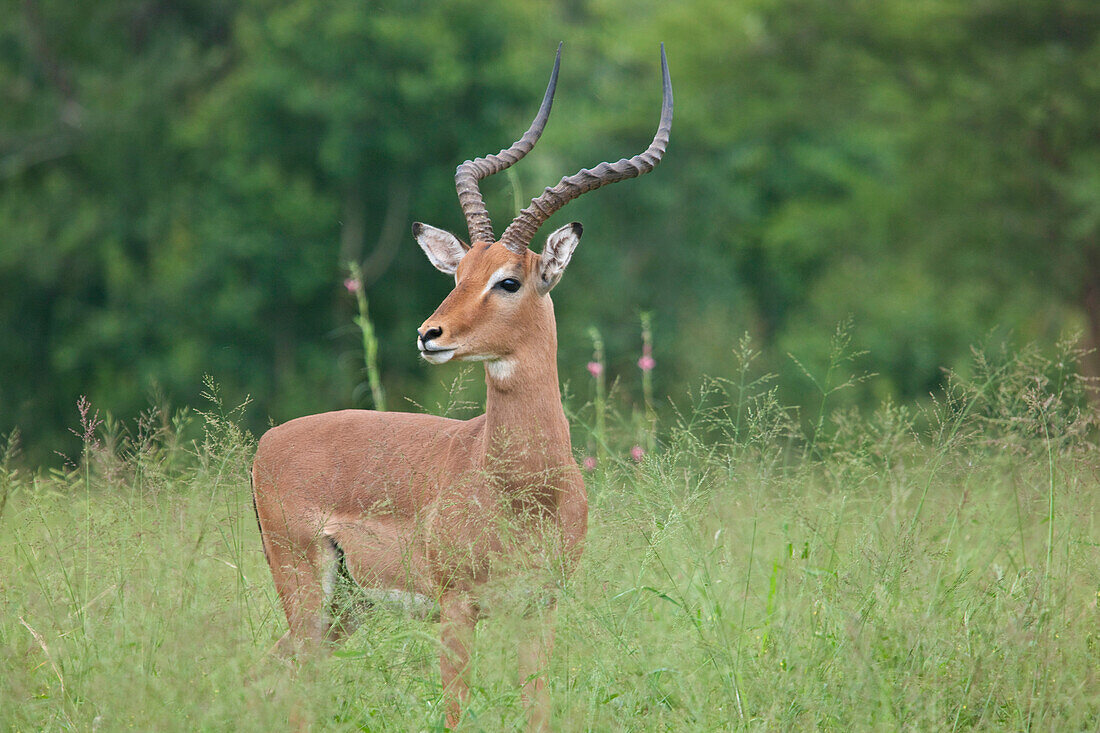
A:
583;456;597;471
630;445;645;462
637;355;656;372
344;277;360;293
586;361;603;378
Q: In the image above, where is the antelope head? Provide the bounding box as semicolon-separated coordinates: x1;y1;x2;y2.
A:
414;43;673;371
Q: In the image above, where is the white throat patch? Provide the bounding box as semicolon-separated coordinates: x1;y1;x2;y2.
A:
486;358;515;381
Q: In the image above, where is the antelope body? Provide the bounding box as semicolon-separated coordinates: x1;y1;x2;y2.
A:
251;43;672;729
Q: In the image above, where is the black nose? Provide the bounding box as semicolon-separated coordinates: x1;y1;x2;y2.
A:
419;326;443;344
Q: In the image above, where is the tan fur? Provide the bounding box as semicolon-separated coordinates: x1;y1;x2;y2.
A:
252;240;586;730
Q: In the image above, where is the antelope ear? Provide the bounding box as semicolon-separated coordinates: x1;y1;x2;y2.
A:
413;222;469;275
535;222;582;295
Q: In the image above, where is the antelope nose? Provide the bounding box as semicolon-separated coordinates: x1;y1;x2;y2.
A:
418;326;443;346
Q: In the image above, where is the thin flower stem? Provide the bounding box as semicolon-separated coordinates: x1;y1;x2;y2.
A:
639;311;657;451
347;262;387;411
587;326;607;462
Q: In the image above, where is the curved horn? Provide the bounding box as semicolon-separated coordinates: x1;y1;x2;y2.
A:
500;44;673;253
454;43;562;245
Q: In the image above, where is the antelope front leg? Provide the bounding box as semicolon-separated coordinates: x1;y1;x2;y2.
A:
440;591;478;728
518;606;555;731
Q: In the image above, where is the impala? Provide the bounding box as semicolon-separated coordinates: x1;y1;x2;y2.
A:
251;43;672;729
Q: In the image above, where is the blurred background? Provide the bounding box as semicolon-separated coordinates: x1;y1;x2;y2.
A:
2;0;1099;464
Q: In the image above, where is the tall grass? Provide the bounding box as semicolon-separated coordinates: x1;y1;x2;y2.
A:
1;343;1098;730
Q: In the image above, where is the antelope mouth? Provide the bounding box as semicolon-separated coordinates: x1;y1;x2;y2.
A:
419;347;456;365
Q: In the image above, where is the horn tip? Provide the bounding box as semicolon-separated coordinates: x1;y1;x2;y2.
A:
411;222;423;237
659;43;672;112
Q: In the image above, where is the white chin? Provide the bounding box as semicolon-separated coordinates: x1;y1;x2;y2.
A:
420;349;455;365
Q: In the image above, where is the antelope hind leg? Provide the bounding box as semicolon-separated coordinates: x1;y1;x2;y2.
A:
263;532;341;653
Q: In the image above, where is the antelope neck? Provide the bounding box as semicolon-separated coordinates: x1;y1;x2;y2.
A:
481;308;572;466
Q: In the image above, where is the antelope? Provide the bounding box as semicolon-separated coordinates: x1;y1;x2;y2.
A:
251;43;672;729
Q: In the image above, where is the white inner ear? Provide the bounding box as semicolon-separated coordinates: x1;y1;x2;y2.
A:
536;222;582;295
414;223;468;275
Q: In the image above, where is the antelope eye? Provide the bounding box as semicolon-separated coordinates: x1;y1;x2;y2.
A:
496;278;521;293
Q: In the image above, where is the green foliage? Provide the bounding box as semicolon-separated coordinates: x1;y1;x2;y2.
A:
4;1;1100;461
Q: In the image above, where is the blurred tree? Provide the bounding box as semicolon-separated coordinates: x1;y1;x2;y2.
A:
0;0;568;460
2;0;1098;462
0;0;238;458
612;0;1100;408
887;1;1100;379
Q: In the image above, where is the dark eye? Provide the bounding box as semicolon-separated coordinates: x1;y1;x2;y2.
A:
495;278;521;293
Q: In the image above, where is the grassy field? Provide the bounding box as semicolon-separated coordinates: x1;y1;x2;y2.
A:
2;346;1098;731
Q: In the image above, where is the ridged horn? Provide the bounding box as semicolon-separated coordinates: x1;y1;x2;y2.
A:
500;43;673;253
454;42;562;246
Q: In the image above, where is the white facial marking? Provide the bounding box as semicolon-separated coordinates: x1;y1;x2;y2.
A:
481;265;518;297
486;358;515;381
